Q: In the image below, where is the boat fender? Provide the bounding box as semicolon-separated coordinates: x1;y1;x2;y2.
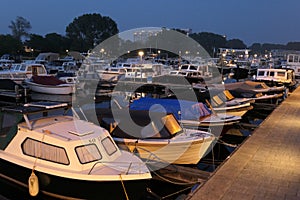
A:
28;171;39;196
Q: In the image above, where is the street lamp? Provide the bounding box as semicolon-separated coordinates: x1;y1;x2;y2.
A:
31;48;34;58
138;51;144;62
221;53;226;83
100;48;105;58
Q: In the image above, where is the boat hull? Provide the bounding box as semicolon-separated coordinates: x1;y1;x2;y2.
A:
25;81;74;95
114;137;214;165
0;158;149;199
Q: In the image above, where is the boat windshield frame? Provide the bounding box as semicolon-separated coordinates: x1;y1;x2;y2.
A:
1;102;71;130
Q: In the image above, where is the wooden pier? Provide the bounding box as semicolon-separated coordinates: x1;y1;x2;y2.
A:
186;86;300;199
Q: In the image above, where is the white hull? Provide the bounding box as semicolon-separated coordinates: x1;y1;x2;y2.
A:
0;102;151;199
25;81;74;94
180;113;241;127
113;129;214;165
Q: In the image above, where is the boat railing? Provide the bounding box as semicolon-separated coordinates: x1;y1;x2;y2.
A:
130;145;169;164
88;160;147;175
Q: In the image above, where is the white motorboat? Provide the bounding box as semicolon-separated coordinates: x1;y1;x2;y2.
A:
0;102;151;199
103;111;215;165
24;75;75;95
255;68;297;90
0;63;47;85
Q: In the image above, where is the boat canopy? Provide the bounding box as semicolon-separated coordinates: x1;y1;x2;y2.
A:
130;97;211;120
111;112;183;139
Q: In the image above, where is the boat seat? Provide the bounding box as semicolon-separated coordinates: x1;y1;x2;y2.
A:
223;90;235;101
211;94;226;107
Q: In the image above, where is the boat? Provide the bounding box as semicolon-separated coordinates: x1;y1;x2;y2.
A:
95;62;137;83
224;81;286;103
153;63;212;85
208;92;254;117
97;66;128;83
109;111;215;165
156;70;205;85
124;63;169;82
24;75;75;95
255;68;297;90
0;63;47;85
129;97;241;128
285;53;300;78
0;102;151;199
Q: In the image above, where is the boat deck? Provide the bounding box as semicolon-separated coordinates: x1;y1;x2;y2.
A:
187;86;300;200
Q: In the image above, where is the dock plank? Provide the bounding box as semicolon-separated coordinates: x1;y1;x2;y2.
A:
187;86;300;200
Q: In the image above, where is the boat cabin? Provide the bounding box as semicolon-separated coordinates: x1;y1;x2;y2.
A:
0;102;151;199
0;102;122;169
255;68;297;89
286;53;300;78
0;63;47;84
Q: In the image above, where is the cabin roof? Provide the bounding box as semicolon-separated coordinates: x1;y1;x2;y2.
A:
18;116;105;142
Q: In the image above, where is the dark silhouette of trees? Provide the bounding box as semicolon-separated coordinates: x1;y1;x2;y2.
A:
0;34;23;56
286;42;300;51
2;13;300;59
65;13;118;52
189;32;227;57
8;16;31;41
44;33;70;53
25;34;47;53
225;39;247;49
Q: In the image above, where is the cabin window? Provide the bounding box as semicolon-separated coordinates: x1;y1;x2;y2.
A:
258;71;265;76
20;65;26;71
288;55;293;62
22;138;69;165
181;65;189;70
37;66;46;74
101;137;118;156
27;66;32;73
190;65;197;70
294;56;299;63
75;144;102;164
277;72;286;77
32;67;38;76
269;72;274;76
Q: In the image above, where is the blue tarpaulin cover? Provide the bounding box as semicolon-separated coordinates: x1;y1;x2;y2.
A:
130;97;211;120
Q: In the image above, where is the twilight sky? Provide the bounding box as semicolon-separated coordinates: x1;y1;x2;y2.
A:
1;0;299;46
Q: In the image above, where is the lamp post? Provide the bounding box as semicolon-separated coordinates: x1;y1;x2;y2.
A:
31;48;34;59
221;53;226;84
138;51;144;63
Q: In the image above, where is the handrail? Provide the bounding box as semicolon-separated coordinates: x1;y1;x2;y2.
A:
88;160;146;175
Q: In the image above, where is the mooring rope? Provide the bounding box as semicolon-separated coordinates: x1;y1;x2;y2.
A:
119;174;129;200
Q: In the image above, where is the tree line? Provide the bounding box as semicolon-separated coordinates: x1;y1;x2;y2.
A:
1;13;300;61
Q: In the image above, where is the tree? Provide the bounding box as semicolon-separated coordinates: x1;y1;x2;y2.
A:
286;42;300;51
0;34;23;56
190;32;227;57
249;43;262;54
225;39;247;49
8;16;32;41
45;33;70;53
25;34;47;52
66;13;118;52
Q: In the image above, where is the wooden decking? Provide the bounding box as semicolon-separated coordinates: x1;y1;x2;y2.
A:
187;86;300;200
